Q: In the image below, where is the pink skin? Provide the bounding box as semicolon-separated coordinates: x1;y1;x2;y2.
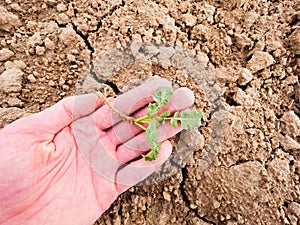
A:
0;78;194;225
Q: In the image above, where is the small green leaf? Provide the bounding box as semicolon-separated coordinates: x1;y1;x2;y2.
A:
153;87;174;106
159;111;171;117
144;120;161;161
143;144;161;161
148;103;161;116
180;110;203;129
170;111;179;128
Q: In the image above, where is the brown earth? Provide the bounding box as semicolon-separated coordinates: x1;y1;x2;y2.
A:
0;0;299;224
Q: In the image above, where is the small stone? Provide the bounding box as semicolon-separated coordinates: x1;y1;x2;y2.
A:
0;6;20;31
288;29;300;55
27;32;42;46
66;54;76;62
267;158;290;182
234;33;252;50
48;80;55;86
0;107;26;128
62;84;69;90
4;61;14;69
27;74;36;83
279;134;300;151
163;191;171;201
0;48;14;61
285;75;298;85
233;88;253;106
266;33;283;52
7;97;23;107
44;37;55;50
212;200;220;209
56;3;67;12
56;13;70;25
238;68;253;86
246;128;256;135
223;35;232;46
288;202;300;218
247;51;275;73
10;3;23;11
4;60;26;70
36;46;45;56
181;13;197;27
0;68;23;92
190;204;197;209
197;52;209;65
13;60;26;70
59;27;78;45
281;111;300;137
71;49;79;55
202;3;215;24
42;21;58;34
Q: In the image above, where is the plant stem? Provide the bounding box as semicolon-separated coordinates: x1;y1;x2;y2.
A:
134;115;149;123
94;92;134;122
133;121;147;130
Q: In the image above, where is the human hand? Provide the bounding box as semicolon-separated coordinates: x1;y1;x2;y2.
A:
0;78;194;225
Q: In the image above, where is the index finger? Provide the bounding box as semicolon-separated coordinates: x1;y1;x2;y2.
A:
94;77;172;130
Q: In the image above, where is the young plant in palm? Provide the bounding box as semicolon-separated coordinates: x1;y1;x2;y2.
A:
97;87;203;161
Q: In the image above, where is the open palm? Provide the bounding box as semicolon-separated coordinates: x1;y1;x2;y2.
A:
0;78;194;225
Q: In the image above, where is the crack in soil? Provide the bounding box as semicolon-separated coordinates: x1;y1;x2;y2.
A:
70;21;121;94
227;159;256;169
71;22;95;55
180;167;217;224
89;62;121;94
89;0;126;33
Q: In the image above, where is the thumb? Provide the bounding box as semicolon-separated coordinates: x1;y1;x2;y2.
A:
115;140;172;194
4;93;104;135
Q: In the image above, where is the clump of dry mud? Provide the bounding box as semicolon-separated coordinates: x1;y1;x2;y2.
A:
0;0;299;224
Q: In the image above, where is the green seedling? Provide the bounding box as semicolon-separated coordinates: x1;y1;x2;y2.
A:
97;86;203;161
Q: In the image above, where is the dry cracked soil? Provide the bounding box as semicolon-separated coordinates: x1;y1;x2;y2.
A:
0;0;300;224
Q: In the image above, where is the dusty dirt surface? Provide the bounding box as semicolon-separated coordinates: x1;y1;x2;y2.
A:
0;0;299;224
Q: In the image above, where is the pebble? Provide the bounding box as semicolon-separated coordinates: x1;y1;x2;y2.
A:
288;202;300;218
202;3;215;24
67;54;76;62
238;68;253;86
7;97;23;107
0;68;23;92
0;107;26;128
48;80;55;87
59;27;78;45
56;3;67;12
27;74;36;83
27;32;42;46
247;51;275;73
56;13;70;25
181;13;197;27
0;48;14;61
279;134;300;151
212;200;221;209
288;29;300;55
267;158;290;182
4;60;26;70
233;88;253;106
0;6;20;31
36;46;46;56
285;75;298;85
190;203;198;209
10;3;23;11
280;111;300;137
163;191;171;201
44;37;55;50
